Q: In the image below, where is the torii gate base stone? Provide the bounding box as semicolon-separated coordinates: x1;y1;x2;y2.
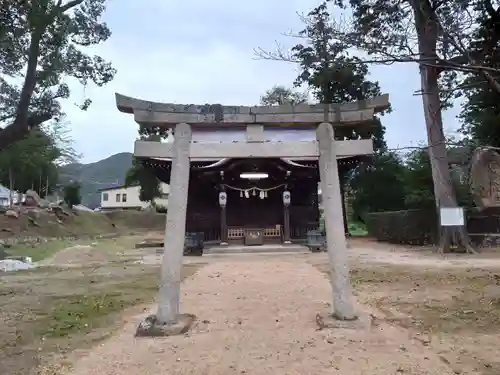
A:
115;94;390;337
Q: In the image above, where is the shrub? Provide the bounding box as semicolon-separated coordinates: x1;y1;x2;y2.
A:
155;205;167;214
63;181;82;209
365;209;438;245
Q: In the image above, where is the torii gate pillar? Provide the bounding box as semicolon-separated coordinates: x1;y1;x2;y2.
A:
317;123;356;320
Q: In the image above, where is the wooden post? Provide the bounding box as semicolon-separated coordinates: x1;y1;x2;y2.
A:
340;178;350;236
8;167;13;208
220;205;228;245
283;204;291;244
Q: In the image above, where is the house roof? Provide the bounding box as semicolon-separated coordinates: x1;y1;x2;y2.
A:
97;183;139;192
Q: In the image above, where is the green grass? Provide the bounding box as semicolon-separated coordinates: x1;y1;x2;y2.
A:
319;213;367;236
4;235;144;262
42;278;159;338
348;221;368;236
0;263;202;375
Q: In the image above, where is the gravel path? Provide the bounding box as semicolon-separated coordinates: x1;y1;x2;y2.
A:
66;255;459;375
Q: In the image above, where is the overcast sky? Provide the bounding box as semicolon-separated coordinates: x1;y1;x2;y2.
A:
62;0;463;164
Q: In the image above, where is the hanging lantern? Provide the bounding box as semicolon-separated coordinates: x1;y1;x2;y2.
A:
245;190;250;198
282;190;291;206
252;189;256;197
259;191;264;199
219;192;227;207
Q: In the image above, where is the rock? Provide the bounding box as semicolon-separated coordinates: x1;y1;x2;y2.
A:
24;190;42;207
5;210;19;219
26;208;41;220
135;314;196;337
28;216;40;227
0;259;36;272
52;205;70;217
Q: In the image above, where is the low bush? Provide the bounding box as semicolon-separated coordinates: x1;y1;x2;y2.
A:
365;209;438;245
366;207;500;246
155;205;167;214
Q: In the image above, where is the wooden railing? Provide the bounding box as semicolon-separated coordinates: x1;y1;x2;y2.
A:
227;226;282;239
228;228;245;239
264;226;281;237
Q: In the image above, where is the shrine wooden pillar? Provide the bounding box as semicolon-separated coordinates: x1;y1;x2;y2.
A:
283;203;291;244
339;172;350;236
219;183;228;245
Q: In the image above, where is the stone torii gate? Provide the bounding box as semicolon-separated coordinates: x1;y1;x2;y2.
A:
115;93;390;336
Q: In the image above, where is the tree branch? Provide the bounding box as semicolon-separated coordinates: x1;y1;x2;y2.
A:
58;0;85;13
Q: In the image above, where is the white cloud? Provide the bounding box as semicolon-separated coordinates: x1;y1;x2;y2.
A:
61;0;463;163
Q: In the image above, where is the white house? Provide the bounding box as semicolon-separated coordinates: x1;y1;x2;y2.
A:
99;183;169;211
0;184;10;207
0;184;24;207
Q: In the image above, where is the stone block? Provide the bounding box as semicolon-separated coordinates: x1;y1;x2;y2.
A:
135;313;196;337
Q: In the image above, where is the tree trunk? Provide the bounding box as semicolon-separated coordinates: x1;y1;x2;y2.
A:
8;168;14;208
0;26;45;151
411;2;476;254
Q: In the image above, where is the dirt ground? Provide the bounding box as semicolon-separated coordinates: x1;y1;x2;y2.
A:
62;241;500;375
0;236;201;375
2;237;500;375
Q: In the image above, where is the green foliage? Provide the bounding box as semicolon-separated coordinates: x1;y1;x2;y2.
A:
125;135;162;203
459;8;500;148
349;152;408;220
155;204;167;213
0;128;59;195
349;145;475;222
63;181;81;208
403;149;436;209
290;2;387;151
0;0;116;149
260;85;309;105
348;222;368;236
327;0;500;97
125;158;161;203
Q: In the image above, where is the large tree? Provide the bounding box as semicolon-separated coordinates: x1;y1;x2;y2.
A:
459;7;500;148
321;0;495;252
257;2;387;151
257;3;388;237
0;0;116;151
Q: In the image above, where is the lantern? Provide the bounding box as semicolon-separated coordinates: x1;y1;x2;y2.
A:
219;192;227;207
282;190;291;206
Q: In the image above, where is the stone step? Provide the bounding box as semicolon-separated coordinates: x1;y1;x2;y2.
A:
204;244;310;254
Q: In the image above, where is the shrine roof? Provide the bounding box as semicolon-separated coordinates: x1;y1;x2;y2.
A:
139;155;363;170
115;93;390;129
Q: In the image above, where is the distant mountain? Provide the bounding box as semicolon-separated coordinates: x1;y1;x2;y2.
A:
58;152;133;208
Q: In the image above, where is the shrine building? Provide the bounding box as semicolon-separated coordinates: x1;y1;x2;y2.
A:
116;93;389;247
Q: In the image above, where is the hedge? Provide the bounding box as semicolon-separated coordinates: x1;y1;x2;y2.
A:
365;207;500;246
365;209;438;245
